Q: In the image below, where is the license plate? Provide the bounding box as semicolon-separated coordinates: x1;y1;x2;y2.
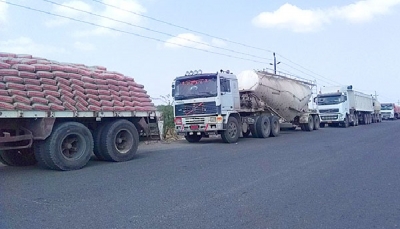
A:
327;121;332;123
190;125;199;130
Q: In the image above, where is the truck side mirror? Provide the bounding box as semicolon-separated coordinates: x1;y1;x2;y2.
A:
171;85;175;97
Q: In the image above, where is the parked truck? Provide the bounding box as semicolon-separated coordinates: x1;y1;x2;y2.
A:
0;52;159;171
172;69;320;143
381;103;400;120
317;85;381;127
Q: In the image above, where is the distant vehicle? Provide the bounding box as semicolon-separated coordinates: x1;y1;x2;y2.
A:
317;85;381;127
172;69;320;144
381;103;400;120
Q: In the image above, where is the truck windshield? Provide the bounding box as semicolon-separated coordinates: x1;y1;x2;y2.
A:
174;76;217;100
317;95;345;105
381;104;393;110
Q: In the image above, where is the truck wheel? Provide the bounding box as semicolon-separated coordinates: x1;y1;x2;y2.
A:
221;117;240;143
35;122;93;171
98;119;139;162
342;115;349;128
185;135;202;143
269;116;280;137
303;115;314;131
0;148;37;166
249;117;259;138
93;124;107;161
34;141;56;170
313;115;320;130
255;115;271;138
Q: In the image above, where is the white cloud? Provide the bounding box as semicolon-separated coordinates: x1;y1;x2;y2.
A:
252;3;327;32
333;0;400;23
211;38;227;47
0;37;66;56
73;41;96;51
0;1;8;26
46;0;146;37
164;33;210;50
253;0;400;33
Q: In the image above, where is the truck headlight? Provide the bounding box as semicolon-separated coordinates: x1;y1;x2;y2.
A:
209;117;217;123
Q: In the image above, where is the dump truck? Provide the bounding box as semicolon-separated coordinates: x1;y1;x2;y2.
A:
381;103;400;120
0;52;159;171
317;85;381;127
172;69;320;143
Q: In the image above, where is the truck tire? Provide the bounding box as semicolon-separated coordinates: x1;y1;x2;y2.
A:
34;141;57;170
0;149;37;166
35;122;93;171
98;119;139;162
185;135;202;143
313;115;320;130
93;124;107;161
249;116;259;138
255;115;271;138
342;115;349;128
269;116;280;137
303;115;314;131
221;117;240;143
0;154;8;165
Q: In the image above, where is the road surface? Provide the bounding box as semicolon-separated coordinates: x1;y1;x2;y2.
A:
1;121;399;228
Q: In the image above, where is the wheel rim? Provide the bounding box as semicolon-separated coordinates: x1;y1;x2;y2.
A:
114;129;134;154
262;120;269;133
228;122;238;138
61;134;86;159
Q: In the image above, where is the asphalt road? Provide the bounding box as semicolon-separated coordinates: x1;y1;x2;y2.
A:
1;121;400;229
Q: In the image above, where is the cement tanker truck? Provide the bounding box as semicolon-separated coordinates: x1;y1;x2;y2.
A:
172;69;320;143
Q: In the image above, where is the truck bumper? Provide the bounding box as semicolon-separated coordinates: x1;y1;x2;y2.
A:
175;123;223;135
381;114;394;120
320;114;343;124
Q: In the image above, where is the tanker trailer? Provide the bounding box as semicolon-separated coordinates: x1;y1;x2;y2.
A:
237;70;320;132
172;69;320;144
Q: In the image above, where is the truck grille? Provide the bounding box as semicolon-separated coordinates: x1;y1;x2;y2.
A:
175;101;217;116
185;117;206;124
319;109;339;113
321;115;338;120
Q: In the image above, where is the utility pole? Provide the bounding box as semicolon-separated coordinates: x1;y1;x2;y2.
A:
269;52;281;74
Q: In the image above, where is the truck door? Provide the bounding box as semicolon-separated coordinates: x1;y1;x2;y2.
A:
220;78;234;112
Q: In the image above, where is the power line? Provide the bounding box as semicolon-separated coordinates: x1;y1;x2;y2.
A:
90;0;274;54
277;54;340;85
1;1;270;65
2;0;344;87
42;0;273;62
90;0;342;86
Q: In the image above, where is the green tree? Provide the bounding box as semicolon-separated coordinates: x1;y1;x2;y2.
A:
156;95;175;139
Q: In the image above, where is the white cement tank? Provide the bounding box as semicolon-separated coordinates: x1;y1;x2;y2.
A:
237;70;314;122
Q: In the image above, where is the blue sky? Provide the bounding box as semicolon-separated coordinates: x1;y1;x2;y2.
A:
1;0;399;105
